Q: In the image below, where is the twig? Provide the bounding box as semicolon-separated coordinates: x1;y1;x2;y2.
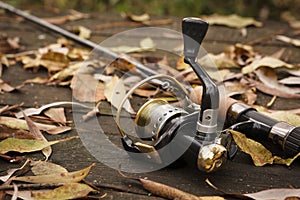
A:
82;180;147;196
0;183;63;190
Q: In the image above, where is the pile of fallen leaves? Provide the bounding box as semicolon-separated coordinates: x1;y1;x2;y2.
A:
0;11;300;199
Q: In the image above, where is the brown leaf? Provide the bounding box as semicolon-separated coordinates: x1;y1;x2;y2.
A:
0;159;30;182
0;116;70;134
23;113;52;160
68;26;91;39
201;14;262;28
279;76;300;85
245;188;300;200
276;35;300;47
30;160;68;176
252;67;300;98
24;77;49;85
71;73;105;102
242;56;296;74
199;53;239;69
13;163;95;184
44;107;67;124
104;75;135;114
224;43;258;67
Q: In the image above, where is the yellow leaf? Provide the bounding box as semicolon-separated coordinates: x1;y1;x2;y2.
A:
32;183;96;200
230;130;274;166
13;163;95;184
230;130;300;166
201;14;262;28
0;136;78;154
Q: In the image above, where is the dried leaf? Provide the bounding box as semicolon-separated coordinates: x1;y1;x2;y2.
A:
32;183;96;200
140;37;155;49
229;43;257;65
71;73;105;102
176;55;190;70
279;76;300;85
0;116;70;134
69;26;91;39
43;10;90;25
104;76;135;114
108;37;155;53
0;79;18;93
230;130;300;166
23;113;52;160
230;130;273;166
13;163;95;184
199;53;239;69
276;35;300;47
49;62;82;81
252;67;300;98
6;183;95;200
44;108;67;124
30;160;68;176
24;77;49;85
0;159;30;182
127;13;150;22
242;56;296;74
0;136;78;154
201;14;262;28
245;188;300;200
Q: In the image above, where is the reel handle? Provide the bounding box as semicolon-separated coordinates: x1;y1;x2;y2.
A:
182;17;208;59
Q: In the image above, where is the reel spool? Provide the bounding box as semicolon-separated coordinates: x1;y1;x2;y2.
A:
135;99;188;140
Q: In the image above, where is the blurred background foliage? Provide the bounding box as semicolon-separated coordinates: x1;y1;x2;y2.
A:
4;0;300;20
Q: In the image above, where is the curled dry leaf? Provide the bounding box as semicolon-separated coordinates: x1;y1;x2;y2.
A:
13;163;95;184
68;26;91;39
201;14;262;28
242;56;296;74
245;188;300;200
23;113;52;160
252;67;300;98
276;35;300;47
126;13;150;22
44;107;67;124
0;116;70;134
0;159;30;182
224;43;257;67
104;75;135;114
71;73;105;102
230;130;300;167
279;76;300;85
199;53;238;69
0;136;78;154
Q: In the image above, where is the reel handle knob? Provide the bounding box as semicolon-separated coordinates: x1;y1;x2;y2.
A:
182;17;208;59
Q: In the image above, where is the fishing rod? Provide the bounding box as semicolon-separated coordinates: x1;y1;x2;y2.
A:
1;2;299;172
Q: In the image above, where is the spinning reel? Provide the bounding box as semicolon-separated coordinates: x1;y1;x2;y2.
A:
116;17;300;173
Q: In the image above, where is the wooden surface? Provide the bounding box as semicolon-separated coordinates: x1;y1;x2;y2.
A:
0;8;300;199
